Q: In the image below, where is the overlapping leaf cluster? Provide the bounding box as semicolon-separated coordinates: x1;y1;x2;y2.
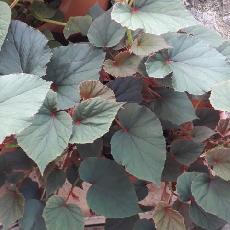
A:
0;0;230;229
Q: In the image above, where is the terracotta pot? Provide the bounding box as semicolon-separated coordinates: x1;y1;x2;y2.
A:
39;0;109;32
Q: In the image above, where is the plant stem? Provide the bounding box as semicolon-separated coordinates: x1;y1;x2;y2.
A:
37;17;67;26
10;0;20;8
128;0;135;6
65;177;80;202
127;29;133;46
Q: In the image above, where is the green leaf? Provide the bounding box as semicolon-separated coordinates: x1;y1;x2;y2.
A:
20;199;46;230
192;126;215;143
189;202;226;230
43;196;84;230
0;1;11;51
206;147;230;181
103;52;141;77
0;73;51;144
111;0;197;35
171;140;203;165
153;202;186;230
17;91;72;174
133;219;156;230
64;15;92;38
149;88;197;125
79;158;140;218
145;33;230;94
107;77;143;103
45;44;105;109
176;172;200;202
217;41;230;61
88;10;126;48
46;169;66;196
77;138;103;159
191;174;230;222
79;80;115;101
0;188;24;229
131;33;170;56
31;1;57;19
210;80;230;112
0;21;52;77
70;98;123;144
111;103;166;184
181;25;225;48
134;180;148;201
66;164;79;185
105;215;139;230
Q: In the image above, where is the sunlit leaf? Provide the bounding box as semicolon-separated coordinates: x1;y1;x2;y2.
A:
217;41;230;61
111;0;197;35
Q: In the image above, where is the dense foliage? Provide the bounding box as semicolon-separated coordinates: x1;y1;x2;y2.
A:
0;0;230;229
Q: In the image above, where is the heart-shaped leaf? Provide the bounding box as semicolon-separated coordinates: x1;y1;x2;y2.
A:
17;91;72;174
145;33;230;94
0;21;52;77
171;140;204;165
79;158;140;218
192;126;215;143
210;80;230;112
111;0;197;35
88;10;126;48
217;41;230;60
43;196;84;230
104;51;141;77
79;80;115;101
70;98;123;144
111;103;166;184
181;25;225;48
45;43;105;109
149;88;197;125
0;1;11;51
0;188;24;229
153;202;186;230
191;174;230;222
206;147;230;181
0;73;51;144
131;33;170;56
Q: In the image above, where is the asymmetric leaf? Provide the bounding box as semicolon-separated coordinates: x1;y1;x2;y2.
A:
189;202;226;230
0;189;24;229
70;98;123;144
64;15;92;38
0;74;51;144
111;103;166;184
181;25;225;48
104;52;141;77
45;43;105;109
191;174;230;222
0;21;52;77
17;91;72;174
149;88;197;125
0;1;11;51
206;147;230;181
131;33;170;56
79;158;140;218
153;202;186;230
107;77;143;103
145;33;230;94
171;140;203;165
43;196;84;230
111;0;197;35
79;80;115;101
210;80;230;112
88;10;126;48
